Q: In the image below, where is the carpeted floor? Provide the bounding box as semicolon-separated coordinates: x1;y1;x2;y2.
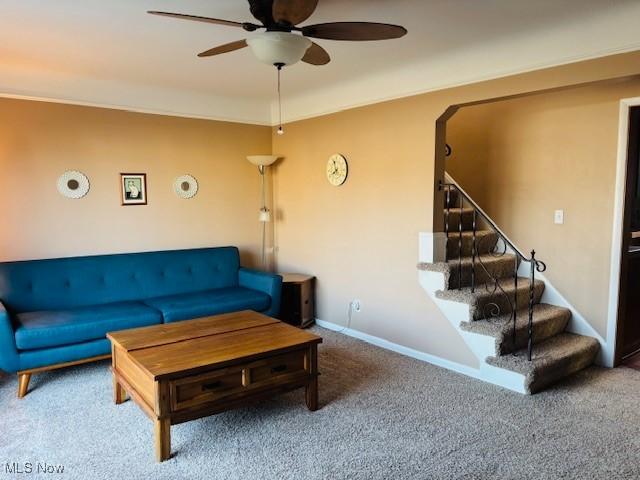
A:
1;327;639;480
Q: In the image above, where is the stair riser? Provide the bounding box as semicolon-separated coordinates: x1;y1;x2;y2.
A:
446;257;517;290
498;313;570;355
528;342;599;394
486;333;600;394
445;209;475;231
444;189;460;209
446;233;499;258
471;283;545;321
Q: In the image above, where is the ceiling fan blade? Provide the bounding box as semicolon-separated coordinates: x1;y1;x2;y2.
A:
273;0;319;25
248;0;275;26
302;22;407;41
198;40;248;57
302;42;330;65
148;11;260;31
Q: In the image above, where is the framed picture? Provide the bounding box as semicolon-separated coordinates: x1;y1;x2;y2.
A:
120;173;147;205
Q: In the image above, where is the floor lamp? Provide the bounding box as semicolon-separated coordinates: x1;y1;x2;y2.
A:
247;155;279;269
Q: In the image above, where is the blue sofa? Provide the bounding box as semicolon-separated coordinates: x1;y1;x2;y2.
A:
0;246;282;396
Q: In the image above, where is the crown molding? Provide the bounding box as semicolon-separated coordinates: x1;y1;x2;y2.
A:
2;45;639;127
0;91;271;126
273;43;640;125
0;64;272;126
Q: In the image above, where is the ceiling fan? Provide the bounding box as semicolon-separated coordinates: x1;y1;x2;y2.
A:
149;0;407;133
148;0;407;67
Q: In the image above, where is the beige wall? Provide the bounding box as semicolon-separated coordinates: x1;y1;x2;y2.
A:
273;52;640;367
0;98;272;265
447;78;640;337
4;51;640;368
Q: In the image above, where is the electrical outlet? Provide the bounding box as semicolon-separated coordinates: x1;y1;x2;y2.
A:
554;210;564;225
351;300;362;313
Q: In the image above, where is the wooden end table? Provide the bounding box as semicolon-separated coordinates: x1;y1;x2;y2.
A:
107;310;322;462
279;273;316;328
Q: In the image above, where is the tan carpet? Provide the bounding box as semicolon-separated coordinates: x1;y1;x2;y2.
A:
0;327;639;479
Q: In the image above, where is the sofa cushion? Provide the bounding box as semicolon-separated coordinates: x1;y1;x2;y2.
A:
144;287;271;323
14;302;162;350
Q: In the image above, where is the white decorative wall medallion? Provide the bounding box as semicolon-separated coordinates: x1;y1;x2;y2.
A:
57;170;90;199
174;175;198;199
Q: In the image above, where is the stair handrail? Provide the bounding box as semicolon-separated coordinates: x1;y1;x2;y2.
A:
440;174;546;361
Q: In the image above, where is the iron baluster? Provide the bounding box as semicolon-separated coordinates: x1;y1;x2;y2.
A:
471;209;477;293
458;189;463;290
513;257;518;354
444;185;450;262
527;250;536;361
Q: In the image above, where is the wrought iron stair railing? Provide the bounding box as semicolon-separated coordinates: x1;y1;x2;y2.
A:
440;178;546;361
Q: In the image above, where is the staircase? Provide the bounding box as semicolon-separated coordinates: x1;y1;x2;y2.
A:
418;178;599;394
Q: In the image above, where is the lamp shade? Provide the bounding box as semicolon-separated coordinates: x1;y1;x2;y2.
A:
247;155;280;167
247;32;312;66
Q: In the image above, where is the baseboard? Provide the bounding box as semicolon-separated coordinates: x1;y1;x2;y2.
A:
316;318;527;393
314;318;483;380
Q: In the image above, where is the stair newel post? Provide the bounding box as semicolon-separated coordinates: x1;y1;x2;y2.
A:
444;185;451;262
458;188;463;290
513;256;518;352
527;250;536;361
471;209;477;293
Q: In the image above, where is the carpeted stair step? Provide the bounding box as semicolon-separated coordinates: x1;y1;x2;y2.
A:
486;333;599;394
460;303;571;355
445;207;476;231
419;254;518;290
447;230;499;259
435;277;545;321
444;188;460;208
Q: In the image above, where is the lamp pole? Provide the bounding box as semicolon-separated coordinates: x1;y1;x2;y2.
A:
259;164;267;269
247;156;279;271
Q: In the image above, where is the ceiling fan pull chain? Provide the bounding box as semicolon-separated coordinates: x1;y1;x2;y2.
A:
277;64;284;135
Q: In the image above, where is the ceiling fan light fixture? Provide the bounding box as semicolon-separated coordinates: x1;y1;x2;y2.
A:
246;31;312;66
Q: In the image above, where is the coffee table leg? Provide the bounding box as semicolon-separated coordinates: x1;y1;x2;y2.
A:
306;378;318;411
113;375;127;405
305;345;318;411
154;418;171;462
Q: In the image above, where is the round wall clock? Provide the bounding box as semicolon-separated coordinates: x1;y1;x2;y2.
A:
57;170;90;199
174;175;198;199
326;154;348;186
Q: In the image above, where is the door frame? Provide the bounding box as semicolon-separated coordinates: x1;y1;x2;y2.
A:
606;97;640;366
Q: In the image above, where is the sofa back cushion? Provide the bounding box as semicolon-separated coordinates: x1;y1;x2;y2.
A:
0;247;240;313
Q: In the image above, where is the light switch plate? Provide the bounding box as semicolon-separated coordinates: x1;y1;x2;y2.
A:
554;210;564;225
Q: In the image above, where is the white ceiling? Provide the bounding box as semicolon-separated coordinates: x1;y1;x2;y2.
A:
2;0;640;125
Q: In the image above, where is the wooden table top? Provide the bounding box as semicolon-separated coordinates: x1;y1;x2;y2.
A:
280;273;315;283
107;310;322;380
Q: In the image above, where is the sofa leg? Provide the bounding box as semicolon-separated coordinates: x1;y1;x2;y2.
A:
17;373;31;398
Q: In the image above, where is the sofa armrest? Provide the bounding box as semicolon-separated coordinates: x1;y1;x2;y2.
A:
238;268;283;317
0;301;20;373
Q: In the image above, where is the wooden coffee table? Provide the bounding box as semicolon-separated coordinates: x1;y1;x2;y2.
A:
107;310;322;462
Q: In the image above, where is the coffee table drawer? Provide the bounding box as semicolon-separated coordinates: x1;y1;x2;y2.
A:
170;367;244;411
249;350;307;385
